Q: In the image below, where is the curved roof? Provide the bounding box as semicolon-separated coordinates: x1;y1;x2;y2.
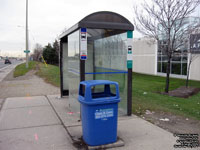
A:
79;11;134;30
60;11;134;39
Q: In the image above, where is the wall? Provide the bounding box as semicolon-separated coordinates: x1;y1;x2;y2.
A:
189;54;200;81
132;38;157;75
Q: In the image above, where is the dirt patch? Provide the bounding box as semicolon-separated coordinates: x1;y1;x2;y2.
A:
72;137;88;150
4;70;38;81
162;86;200;98
141;111;200;142
4;65;39;81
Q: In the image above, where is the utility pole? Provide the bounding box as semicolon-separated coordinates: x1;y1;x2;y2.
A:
25;0;29;68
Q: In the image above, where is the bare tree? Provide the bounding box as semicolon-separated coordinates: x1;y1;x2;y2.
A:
33;43;43;61
134;0;200;93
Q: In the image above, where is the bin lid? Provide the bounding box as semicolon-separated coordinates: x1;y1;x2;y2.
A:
80;80;118;87
78;80;120;105
78;96;120;105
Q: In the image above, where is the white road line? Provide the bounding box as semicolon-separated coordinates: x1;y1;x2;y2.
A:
0;65;10;71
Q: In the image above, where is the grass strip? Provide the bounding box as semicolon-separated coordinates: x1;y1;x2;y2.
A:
36;63;60;87
13;61;37;77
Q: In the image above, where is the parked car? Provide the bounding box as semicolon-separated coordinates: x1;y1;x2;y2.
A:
5;59;11;64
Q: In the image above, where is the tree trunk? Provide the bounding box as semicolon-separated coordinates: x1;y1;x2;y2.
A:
165;58;171;93
186;60;191;88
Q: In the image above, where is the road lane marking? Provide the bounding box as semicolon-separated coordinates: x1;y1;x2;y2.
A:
0;65;10;71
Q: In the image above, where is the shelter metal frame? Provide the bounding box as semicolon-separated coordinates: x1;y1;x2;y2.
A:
59;11;134;116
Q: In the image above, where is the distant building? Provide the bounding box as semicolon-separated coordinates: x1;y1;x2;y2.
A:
133;37;200;81
133;17;200;81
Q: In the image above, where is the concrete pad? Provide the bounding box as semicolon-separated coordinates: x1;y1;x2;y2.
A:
67;125;82;140
47;95;81;127
110;116;177;150
0;106;61;130
67;116;180;150
47;95;185;150
3;96;49;109
0;125;76;150
68;125;125;149
88;138;124;150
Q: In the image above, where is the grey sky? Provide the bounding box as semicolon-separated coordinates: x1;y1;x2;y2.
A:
0;0;137;57
0;0;199;57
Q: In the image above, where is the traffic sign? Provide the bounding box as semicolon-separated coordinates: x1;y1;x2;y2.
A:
24;50;30;53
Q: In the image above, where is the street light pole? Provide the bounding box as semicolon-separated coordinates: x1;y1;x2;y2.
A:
25;0;29;68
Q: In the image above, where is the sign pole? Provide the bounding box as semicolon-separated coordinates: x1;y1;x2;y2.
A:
127;30;133;116
25;0;29;68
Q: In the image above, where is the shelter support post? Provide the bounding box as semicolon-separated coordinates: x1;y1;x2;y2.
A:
127;69;132;116
127;30;133;116
80;60;85;82
60;40;64;97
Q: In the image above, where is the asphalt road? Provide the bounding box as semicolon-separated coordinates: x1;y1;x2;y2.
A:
0;59;24;82
0;59;21;70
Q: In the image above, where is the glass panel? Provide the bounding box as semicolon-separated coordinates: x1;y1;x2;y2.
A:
85;29;128;115
182;63;187;75
162;62;167;73
172;56;181;61
171;63;181;74
85;40;94;80
157;62;161;72
157;55;161;61
63;43;68;91
91;84;116;99
110;84;116;95
161;55;168;62
92;85;105;93
182;55;188;62
67;30;80;112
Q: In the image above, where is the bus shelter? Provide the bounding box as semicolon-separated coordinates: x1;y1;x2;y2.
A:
59;11;134;116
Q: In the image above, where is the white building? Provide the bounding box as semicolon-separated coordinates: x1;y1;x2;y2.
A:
133;37;200;81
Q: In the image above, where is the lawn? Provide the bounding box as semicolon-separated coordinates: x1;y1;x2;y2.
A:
13;61;37;77
36;63;60;87
14;62;200;120
132;73;200;120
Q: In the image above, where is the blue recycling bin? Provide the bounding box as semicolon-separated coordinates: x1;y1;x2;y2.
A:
78;80;120;146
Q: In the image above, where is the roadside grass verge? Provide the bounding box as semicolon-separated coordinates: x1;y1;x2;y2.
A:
14;61;200;120
132;73;200;120
36;63;60;87
14;61;37;77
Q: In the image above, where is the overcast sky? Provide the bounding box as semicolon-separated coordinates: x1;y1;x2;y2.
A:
0;0;139;57
0;0;200;57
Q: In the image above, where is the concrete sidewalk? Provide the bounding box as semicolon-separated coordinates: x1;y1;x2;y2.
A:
0;95;185;150
0;95;75;150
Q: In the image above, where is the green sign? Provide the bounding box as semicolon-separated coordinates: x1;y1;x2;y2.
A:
127;31;133;69
127;31;133;38
24;50;30;53
127;60;132;69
